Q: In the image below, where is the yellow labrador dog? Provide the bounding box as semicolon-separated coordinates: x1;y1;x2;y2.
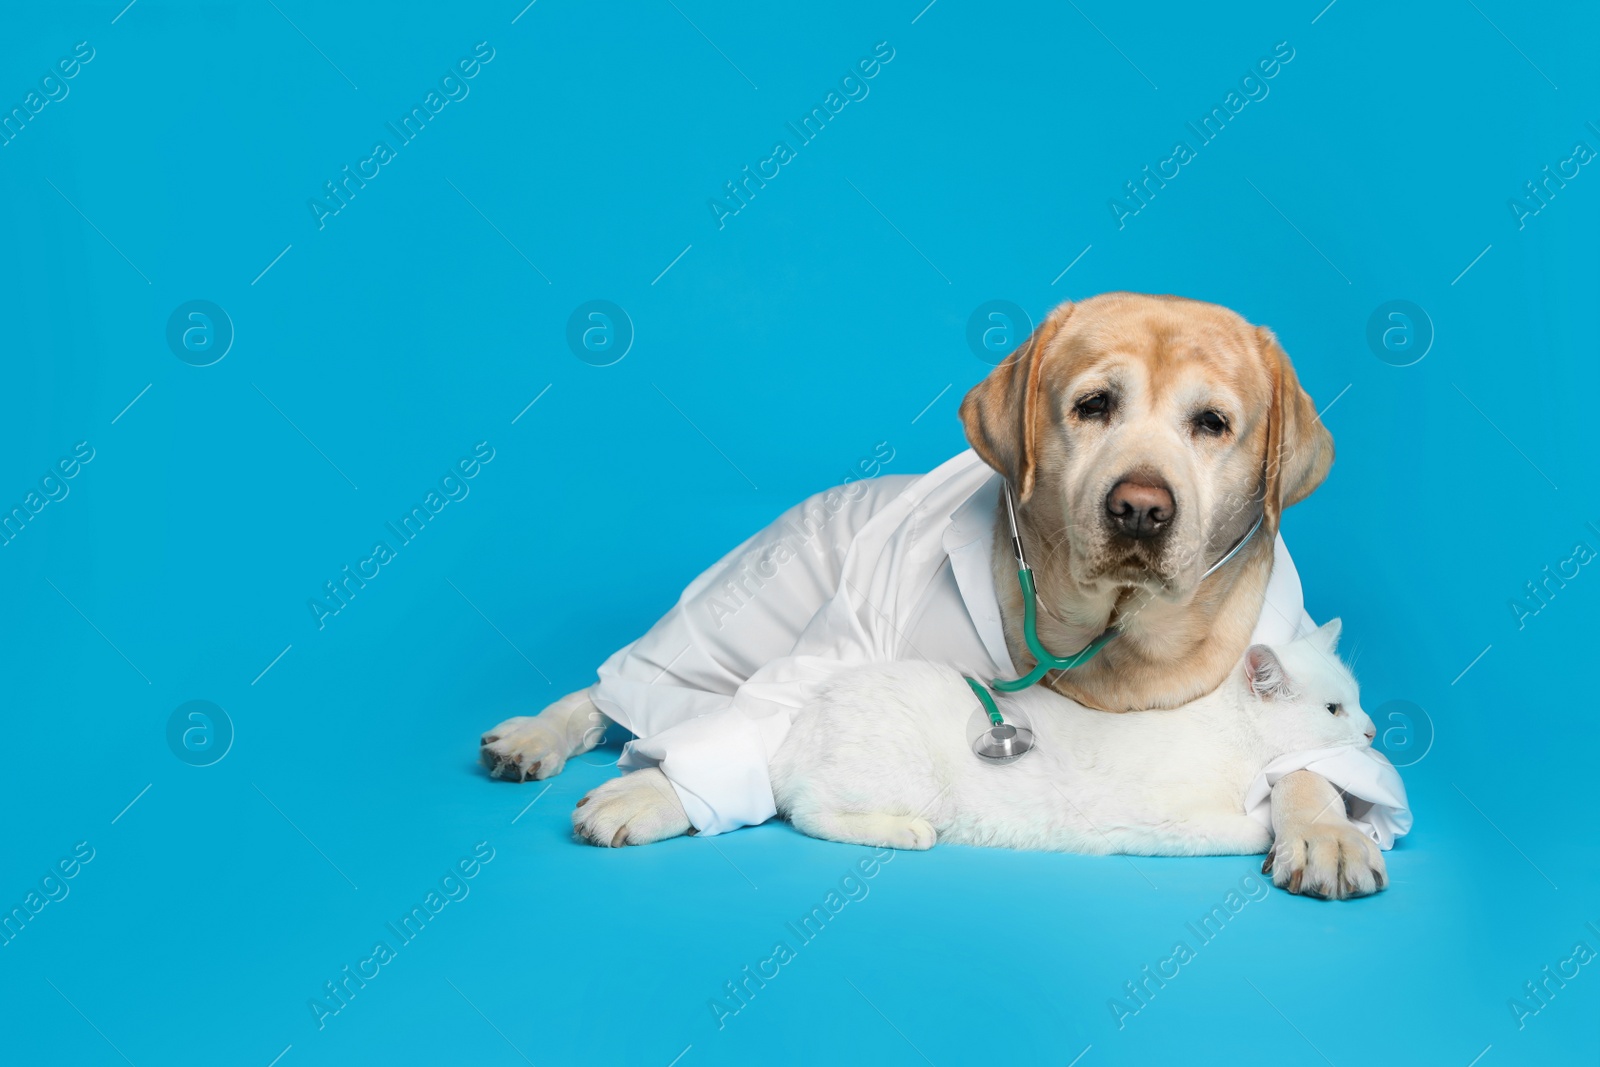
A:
963;294;1373;897
483;293;1379;898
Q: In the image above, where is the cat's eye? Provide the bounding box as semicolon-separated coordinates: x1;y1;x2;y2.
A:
1325;702;1341;715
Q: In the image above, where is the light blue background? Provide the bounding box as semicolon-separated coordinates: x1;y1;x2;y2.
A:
2;1;1596;1064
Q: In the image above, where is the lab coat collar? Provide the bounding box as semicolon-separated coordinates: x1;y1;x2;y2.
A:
941;471;1019;677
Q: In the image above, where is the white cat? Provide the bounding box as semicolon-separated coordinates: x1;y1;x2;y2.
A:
771;620;1378;872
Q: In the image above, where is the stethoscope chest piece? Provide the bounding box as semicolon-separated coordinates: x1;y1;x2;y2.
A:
973;720;1034;764
964;685;1036;764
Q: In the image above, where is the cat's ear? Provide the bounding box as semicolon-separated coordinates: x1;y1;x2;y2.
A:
1245;645;1295;700
1307;618;1342;654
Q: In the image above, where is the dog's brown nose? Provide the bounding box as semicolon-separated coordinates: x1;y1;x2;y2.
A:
1105;477;1174;540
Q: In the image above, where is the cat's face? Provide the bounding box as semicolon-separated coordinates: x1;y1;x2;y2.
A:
1244;620;1375;752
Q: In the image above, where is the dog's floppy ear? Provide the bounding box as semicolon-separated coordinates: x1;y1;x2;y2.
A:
1257;325;1334;526
958;302;1074;502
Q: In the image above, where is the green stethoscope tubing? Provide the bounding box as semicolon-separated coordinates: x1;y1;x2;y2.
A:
988;566;1120;693
967;480;1264;737
965;675;1003;725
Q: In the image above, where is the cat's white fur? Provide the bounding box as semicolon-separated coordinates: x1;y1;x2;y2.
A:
770;620;1374;857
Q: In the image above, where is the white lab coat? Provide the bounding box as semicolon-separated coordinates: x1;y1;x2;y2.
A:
591;449;1411;846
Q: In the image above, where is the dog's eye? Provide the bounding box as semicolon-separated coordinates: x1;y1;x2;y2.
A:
1325;702;1341;716
1075;392;1110;418
1194;410;1229;436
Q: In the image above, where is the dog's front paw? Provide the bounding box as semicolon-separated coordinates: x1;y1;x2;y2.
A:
573;769;692;847
481;716;566;782
1264;821;1388;900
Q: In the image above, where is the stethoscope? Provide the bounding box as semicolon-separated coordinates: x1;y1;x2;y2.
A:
966;482;1265;764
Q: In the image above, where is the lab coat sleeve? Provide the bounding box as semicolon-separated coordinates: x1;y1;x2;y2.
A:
1242;746;1414;850
589;476;918;833
611;653;868;834
612;507;917;834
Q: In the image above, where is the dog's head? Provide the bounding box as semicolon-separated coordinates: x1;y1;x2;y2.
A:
959;292;1332;598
